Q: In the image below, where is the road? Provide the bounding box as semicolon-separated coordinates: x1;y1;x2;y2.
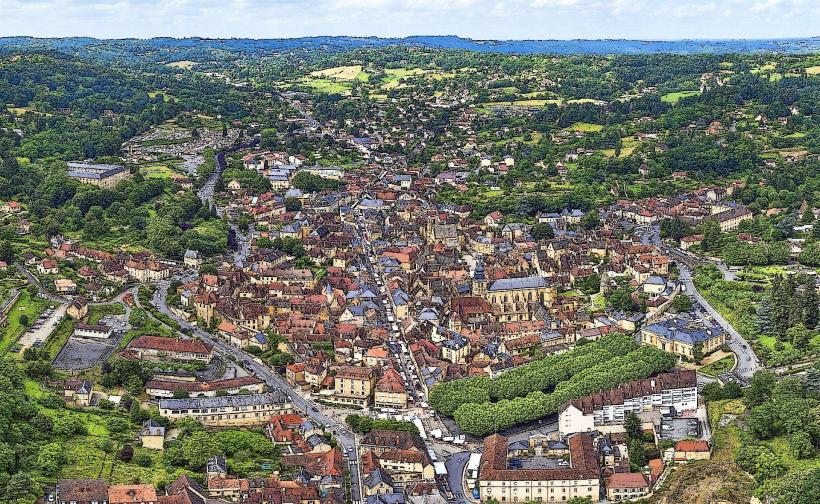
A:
677;264;760;379
14;263;70;303
444;451;473;503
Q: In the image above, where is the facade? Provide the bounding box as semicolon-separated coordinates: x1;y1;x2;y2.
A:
334;365;376;407
127;336;213;362
641;315;725;359
67;162;130;189
158;391;292;426
74;322;113;339
478;433;600;503
558;370;698;437
144;375;265;399
479;276;556;322
374;368;408;409
139;420;166;450
605;473;650;502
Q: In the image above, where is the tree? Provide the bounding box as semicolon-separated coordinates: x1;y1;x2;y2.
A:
530;222;554;241
700;220;723;253
624;411;643;441
745;371;776;407
786;324;812;351
284;198;302;212
672;294;693;313
692;341;704;364
182;430;221;469
628;438;646;467
0;239;14;263
580;211;600;230
119;444;134;462
789;431;815;459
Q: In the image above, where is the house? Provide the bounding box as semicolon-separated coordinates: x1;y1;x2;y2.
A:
641;315;725;359
52;479;109;504
38;259;59;275
183;249;202;269
54;278;78;294
484;211;503;227
673;440;711;463
606;472;650;502
139;419;166;450
478;433;600;503
144;375;265;399
158;391;292;426
108;484;158;504
363;468;395;496
374;368;408;410
67;296;89;320
72;380;93;407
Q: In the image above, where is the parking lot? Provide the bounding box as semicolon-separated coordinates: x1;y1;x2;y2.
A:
17;303;65;353
658;416;702;442
52;313;129;370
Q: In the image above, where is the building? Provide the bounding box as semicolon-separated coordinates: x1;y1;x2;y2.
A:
74;322;113;339
67;162;130;189
334;365;376;407
605;473;650;502
67;296;89;319
673;440;711;463
108;484;158;504
710;206;752;232
144;375;265;399
478;433;600;503
374;368;408;410
158;391;292;426
641;315;725;359
480;276;556;322
139;419;166;450
183;249;203;269
127;336;213;362
124;260;171;283
53;479;109;504
558;370;697;437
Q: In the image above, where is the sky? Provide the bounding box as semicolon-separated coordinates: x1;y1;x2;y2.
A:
0;0;818;40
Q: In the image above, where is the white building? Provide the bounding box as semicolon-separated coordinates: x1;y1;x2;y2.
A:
559;370;697;437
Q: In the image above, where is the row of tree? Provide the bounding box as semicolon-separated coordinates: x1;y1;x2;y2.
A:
428;334;638;416
452;345;677;436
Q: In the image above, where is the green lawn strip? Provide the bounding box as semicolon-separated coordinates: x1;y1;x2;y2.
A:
0;290;51;354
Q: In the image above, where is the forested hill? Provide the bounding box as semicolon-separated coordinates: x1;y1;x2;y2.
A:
3;36;820;59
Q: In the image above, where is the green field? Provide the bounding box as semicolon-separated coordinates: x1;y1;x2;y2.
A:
565;122;604;132
0;290;51;354
140;163;178;179
661;90;700;104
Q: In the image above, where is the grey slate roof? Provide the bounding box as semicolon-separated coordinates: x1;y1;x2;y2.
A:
159;391;289;410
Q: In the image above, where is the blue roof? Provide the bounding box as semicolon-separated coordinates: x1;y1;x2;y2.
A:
488;276;548;291
644;316;724;345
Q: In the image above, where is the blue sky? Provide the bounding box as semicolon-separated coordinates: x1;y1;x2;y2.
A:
0;0;817;40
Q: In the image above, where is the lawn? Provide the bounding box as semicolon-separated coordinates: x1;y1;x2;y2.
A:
807;65;820;75
140;163;178;179
166;60;196;70
700;355;736;377
661;90;700;104
0;290;51;354
44;317;75;359
565;122;604;132
297;78;351;94
87;303;126;324
483;99;562;107
310;65;366;81
602;137;639;158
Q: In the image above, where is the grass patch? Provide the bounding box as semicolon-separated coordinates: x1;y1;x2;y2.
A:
310;65;365;80
296;78;351;94
565;122;604;132
87;303;125;325
661;90;700;104
700;355;736;377
140;163;178;179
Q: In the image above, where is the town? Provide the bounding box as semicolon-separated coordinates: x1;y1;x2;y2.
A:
0;33;819;504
